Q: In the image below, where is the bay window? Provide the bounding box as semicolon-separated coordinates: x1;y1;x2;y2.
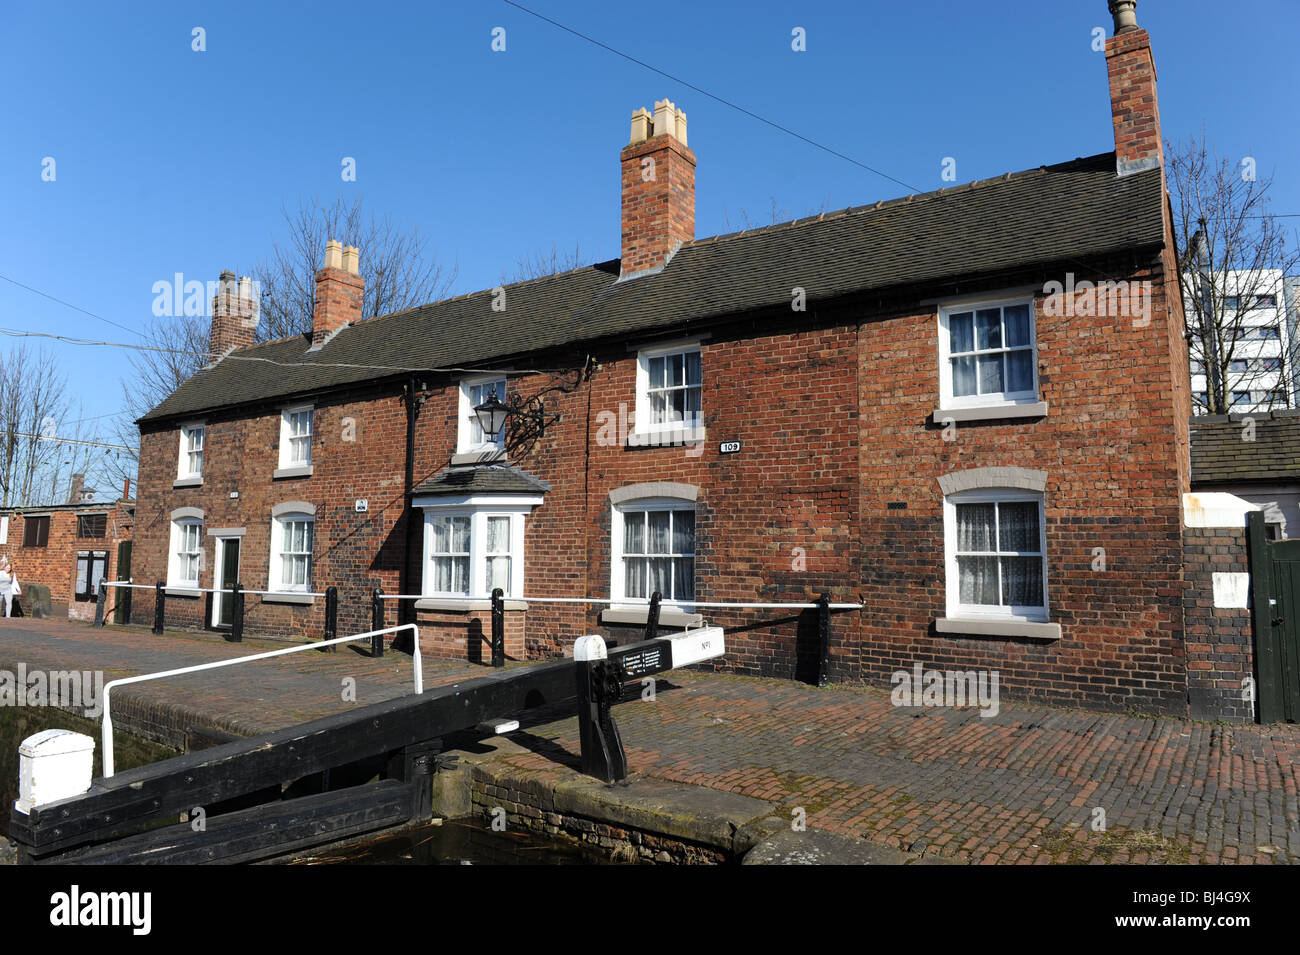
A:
416;495;539;602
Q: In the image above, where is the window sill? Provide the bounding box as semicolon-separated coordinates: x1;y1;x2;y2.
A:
933;402;1048;423
451;449;507;467
626;426;706;449
164;587;201;598
261;592;315;606
601;606;704;628
273;464;314;479
935;617;1061;640
173;476;203;488
414;598;529;612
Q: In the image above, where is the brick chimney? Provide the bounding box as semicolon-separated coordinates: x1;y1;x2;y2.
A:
313;240;364;346
620;99;695;278
210;270;258;355
1106;0;1163;177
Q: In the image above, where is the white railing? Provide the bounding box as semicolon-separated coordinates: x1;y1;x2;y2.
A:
103;581;327;598
100;623;422;777
376;593;863;610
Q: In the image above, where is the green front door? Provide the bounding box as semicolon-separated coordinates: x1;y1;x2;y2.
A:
216;538;240;628
1249;511;1300;722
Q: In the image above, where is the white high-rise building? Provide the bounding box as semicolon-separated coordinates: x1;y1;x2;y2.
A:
1186;268;1291;414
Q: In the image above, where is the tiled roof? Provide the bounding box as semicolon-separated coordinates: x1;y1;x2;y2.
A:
1190;412;1300;484
413;465;550;497
140;152;1165;424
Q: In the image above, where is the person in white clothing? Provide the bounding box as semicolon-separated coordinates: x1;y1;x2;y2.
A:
0;556;15;617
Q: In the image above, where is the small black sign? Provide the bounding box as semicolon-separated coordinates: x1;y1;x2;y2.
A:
887;501;908;510
719;441;742;454
617;644;666;678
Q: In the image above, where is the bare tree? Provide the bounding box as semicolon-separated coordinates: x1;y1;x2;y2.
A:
253;196;458;341
720;194;833;232
112;196;457;491
1168;132;1300;415
505;242;591;283
0;344;112;507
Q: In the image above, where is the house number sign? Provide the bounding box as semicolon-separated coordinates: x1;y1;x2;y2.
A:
719;441;741;454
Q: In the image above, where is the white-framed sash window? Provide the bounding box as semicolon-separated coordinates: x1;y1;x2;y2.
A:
944;489;1047;622
279;406;313;468
635;342;702;437
611;498;696;607
937;297;1038;410
458;377;508;453
270;514;314;592
169;519;203;587
178;425;204;479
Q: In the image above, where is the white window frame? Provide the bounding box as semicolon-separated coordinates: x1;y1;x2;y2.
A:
279;405;314;468
937;295;1039;411
417;496;536;600
457;376;508;454
610;497;697;611
168;518;203;589
177;424;204;479
943;489;1048;623
268;512;314;593
634;341;703;438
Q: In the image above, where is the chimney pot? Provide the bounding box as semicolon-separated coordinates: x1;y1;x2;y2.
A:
1108;0;1139;33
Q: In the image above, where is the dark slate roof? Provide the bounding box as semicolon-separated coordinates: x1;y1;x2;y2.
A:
1190;412;1300;484
141;152;1165;424
413;465;550;497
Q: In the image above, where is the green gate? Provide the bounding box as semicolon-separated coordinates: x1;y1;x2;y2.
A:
1248;510;1300;723
114;540;132;625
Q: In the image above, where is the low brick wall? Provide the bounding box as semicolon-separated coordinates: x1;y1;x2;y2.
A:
1183;526;1256;723
468;769;729;864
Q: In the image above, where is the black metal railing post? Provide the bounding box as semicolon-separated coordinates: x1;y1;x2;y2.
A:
121;581;131;627
371;587;385;657
152;581;165;635
645;591;662;642
323;586;338;651
817;593;831;687
94;580;107;628
231;583;245;642
491;588;505;668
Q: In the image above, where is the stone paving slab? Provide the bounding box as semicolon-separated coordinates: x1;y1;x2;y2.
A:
2;617;1298;864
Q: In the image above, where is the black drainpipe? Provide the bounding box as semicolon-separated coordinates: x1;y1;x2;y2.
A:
400;375;418;627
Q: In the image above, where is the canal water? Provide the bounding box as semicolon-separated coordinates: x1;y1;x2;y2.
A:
290;818;617;865
1;710;611;864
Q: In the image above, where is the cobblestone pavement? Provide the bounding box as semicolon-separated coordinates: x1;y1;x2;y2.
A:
3;618;1298;864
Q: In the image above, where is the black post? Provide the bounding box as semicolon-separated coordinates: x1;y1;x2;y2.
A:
152;581;165;635
371;587;385;657
491;588;505;668
122;582;131;627
93;581;107;628
323;586;338;651
645;590;661;642
574;639;628;784
817;593;831;688
231;583;244;643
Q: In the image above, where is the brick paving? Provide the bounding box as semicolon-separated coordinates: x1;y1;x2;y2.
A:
2;617;1298;864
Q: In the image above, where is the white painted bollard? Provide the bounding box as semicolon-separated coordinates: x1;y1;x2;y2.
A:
14;729;95;815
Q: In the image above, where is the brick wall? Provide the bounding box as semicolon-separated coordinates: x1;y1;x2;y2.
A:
6;505;132;619
132;247;1197;716
1183;526;1255;722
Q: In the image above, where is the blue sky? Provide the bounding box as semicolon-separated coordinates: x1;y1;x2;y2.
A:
2;0;1298;463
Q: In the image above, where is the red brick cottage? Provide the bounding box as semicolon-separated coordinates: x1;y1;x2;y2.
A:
131;4;1206;715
